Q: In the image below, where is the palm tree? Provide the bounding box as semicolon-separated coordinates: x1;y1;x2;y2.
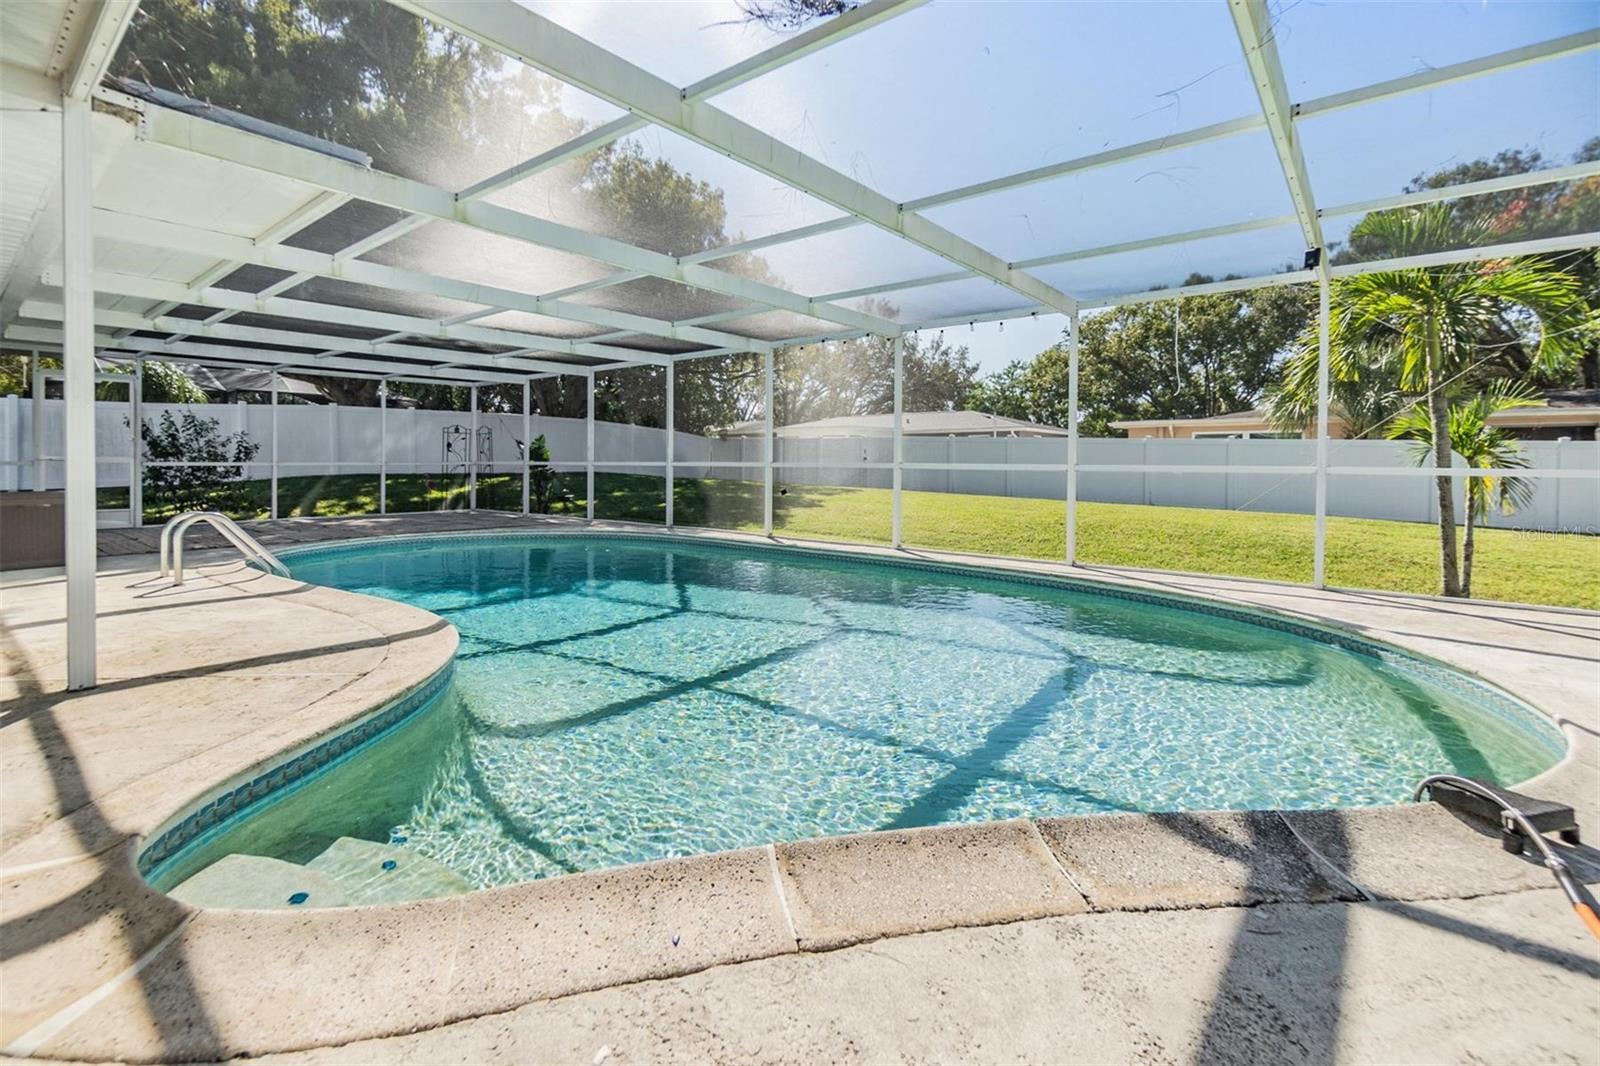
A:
1273;203;1590;596
1388;382;1541;598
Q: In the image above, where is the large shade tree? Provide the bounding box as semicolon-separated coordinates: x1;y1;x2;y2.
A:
967;278;1311;435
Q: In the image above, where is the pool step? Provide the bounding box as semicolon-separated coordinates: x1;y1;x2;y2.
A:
168;854;349;910
306;837;473;905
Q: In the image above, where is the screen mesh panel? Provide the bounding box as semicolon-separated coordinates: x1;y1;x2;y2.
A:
716;0;1261;203
704;225;955;300
1299;53;1598;209
359;220;618;295
1272;1;1598;101
279;277;488;323
282;200;411;255
570;277;759;322
488;123;843;257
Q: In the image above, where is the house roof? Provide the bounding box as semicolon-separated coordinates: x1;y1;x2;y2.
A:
1112;392;1600;431
717;410;1070;438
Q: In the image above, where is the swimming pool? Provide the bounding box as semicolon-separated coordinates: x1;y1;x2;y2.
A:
146;533;1564;897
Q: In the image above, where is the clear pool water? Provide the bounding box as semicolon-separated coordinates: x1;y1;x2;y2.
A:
157;535;1563;891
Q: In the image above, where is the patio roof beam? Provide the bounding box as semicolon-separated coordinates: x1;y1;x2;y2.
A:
1060;228;1600;314
1228;0;1323;249
815;270;972;305
132;100;898;337
90;208;767;355
1327;230;1600;277
1321;159;1600;220
908;306;1056;333
395;0;1081;315
679;0;929;102
62;0;141;100
5;324;540;385
1295;26;1600;120
18;298;588;377
69;268;623;362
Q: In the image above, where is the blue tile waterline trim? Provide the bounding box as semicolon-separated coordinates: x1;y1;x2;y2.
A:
275;529;1568;763
137;662;455;885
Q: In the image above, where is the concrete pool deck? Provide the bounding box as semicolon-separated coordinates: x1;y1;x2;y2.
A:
2;512;1597;1063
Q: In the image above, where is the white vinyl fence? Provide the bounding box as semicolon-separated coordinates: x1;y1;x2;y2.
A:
2;395;1596;533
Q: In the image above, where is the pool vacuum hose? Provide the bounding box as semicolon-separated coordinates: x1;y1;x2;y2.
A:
1414;773;1600;942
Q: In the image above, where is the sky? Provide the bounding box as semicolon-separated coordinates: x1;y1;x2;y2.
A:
520;1;1597;374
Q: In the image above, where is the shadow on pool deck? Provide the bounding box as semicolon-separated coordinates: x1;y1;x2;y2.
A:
0;611;223;1059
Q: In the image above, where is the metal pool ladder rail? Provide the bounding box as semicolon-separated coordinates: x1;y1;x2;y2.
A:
160;511;291;585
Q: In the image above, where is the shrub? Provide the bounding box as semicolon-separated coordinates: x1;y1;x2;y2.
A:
141;411;260;514
527;434;564;514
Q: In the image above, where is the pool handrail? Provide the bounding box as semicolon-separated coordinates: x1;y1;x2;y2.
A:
161;511;290;585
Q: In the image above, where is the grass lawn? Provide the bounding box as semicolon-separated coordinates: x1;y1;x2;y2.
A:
107;472;1599;610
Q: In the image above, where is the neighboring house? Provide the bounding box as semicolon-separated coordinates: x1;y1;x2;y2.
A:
715;410;1070;439
1112;390;1600;441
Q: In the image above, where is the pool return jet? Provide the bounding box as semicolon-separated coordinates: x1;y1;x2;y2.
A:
1414;774;1600;941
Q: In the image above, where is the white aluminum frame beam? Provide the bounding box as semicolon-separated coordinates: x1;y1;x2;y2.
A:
1313;266;1331;588
7;323;542;386
1229;0;1323;249
66;270;628;370
394;0;1080;316
21;296;589;377
10;330;536;387
63;1;142;100
1295;27;1600;120
1320;159;1600;220
60;92;97;689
